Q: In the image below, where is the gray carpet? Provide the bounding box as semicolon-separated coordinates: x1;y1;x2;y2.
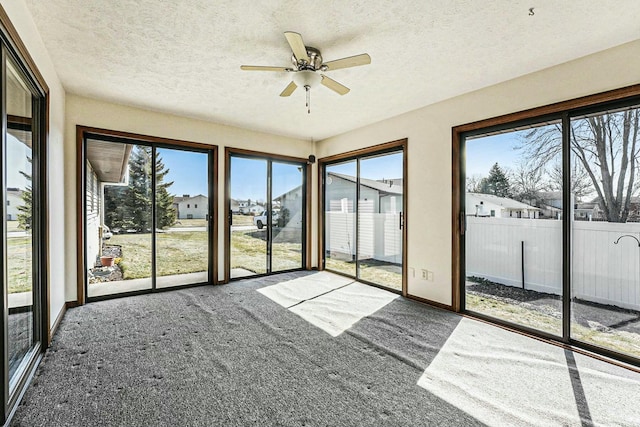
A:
10;271;640;426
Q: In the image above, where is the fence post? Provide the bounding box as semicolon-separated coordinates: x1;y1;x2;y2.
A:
521;240;525;289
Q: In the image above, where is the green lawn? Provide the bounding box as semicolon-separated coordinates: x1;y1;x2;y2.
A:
232;215;254;226
111;228;301;279
172;218;207;228
7;220;21;232
110;231;208;279
325;257;402;291
466;292;640;357
230;230;301;273
7;236;32;294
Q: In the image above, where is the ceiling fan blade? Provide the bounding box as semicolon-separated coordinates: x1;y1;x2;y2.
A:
321;75;350;95
284;31;310;64
279;81;297;97
323;53;371;71
241;65;292;72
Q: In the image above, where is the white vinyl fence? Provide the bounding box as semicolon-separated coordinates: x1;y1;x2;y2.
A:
466;217;640;311
326;212;402;264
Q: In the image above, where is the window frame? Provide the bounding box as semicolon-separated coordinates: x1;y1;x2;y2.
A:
318;139;408;296
223;147;311;282
453;84;640;368
0;5;50;423
76;126;219;304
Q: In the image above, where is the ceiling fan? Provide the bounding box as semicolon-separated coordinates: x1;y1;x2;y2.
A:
241;31;371;113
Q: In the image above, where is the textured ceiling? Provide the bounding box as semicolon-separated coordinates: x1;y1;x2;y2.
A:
23;0;640;140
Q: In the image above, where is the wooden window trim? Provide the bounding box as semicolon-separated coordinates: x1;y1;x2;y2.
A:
452;84;640;368
317;138;408;297
223;147;312;283
76;126;219;304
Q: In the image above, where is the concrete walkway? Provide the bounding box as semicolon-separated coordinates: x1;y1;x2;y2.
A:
88;271;208;297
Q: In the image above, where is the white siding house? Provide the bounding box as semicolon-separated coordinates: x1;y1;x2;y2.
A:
466;193;540;219
6;188;23;221
85;140;131;267
177;195;208;219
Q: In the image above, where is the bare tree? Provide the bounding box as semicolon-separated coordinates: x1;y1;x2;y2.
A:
519;108;640;222
510;161;548;205
547;160;591;202
466;173;484;193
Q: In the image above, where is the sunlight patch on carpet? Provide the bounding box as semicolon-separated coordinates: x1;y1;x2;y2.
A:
289;282;399;337
257;271;355;308
417;318;640;426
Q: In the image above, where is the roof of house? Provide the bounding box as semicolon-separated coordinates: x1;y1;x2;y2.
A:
329;172;403;195
174;194;207;204
539;191;563;200
467;193;540;210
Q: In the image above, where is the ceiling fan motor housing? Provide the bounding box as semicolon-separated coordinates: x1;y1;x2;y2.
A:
292;46;323;70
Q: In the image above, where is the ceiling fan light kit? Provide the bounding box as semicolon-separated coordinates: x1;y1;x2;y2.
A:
241;31;371;114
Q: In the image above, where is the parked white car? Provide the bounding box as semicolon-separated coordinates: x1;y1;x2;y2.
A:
253;210;279;229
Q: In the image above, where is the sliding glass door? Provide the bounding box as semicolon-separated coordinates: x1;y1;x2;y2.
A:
2;45;46;422
156;148;210;288
228;151;307;280
271;162;304;272
322;144;405;292
459;96;640;365
569;104;640;360
229;157;268;278
83;136;215;300
462;122;564;336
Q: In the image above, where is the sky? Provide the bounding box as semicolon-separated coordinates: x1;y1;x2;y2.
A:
465;132;523;178
7;133;31;189
157;148;208;197
230;157;304;203
326;151;403;181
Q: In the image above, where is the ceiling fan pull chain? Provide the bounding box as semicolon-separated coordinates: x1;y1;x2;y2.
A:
305;85;311;114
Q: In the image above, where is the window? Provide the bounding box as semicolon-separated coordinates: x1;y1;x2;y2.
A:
80;129;216;301
0;20;48;423
455;88;640;366
321;141;406;292
195;204;198;208
227;149;308;280
187;203;190;208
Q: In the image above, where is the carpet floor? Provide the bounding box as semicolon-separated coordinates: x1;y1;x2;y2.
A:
10;271;640;426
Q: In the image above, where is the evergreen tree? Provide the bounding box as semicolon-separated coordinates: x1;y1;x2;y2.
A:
479;163;512;197
17;156;32;231
103;146;176;232
154;152;176;229
104;185;126;230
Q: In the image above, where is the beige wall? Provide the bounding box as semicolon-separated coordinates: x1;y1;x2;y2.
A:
6;0;640;315
2;0;67;329
316;39;640;306
65;94;311;298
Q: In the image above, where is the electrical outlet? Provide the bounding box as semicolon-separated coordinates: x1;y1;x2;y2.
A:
421;269;428;280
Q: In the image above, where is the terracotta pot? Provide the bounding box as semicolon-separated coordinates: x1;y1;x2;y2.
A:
100;256;115;267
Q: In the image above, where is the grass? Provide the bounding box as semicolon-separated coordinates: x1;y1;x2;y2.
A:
7;236;32;294
230;230;301;273
232;215;254;226
7;220;21;232
466;292;640;357
325;257;402;291
110;228;301;279
110;231;208;279
172;218;207;228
